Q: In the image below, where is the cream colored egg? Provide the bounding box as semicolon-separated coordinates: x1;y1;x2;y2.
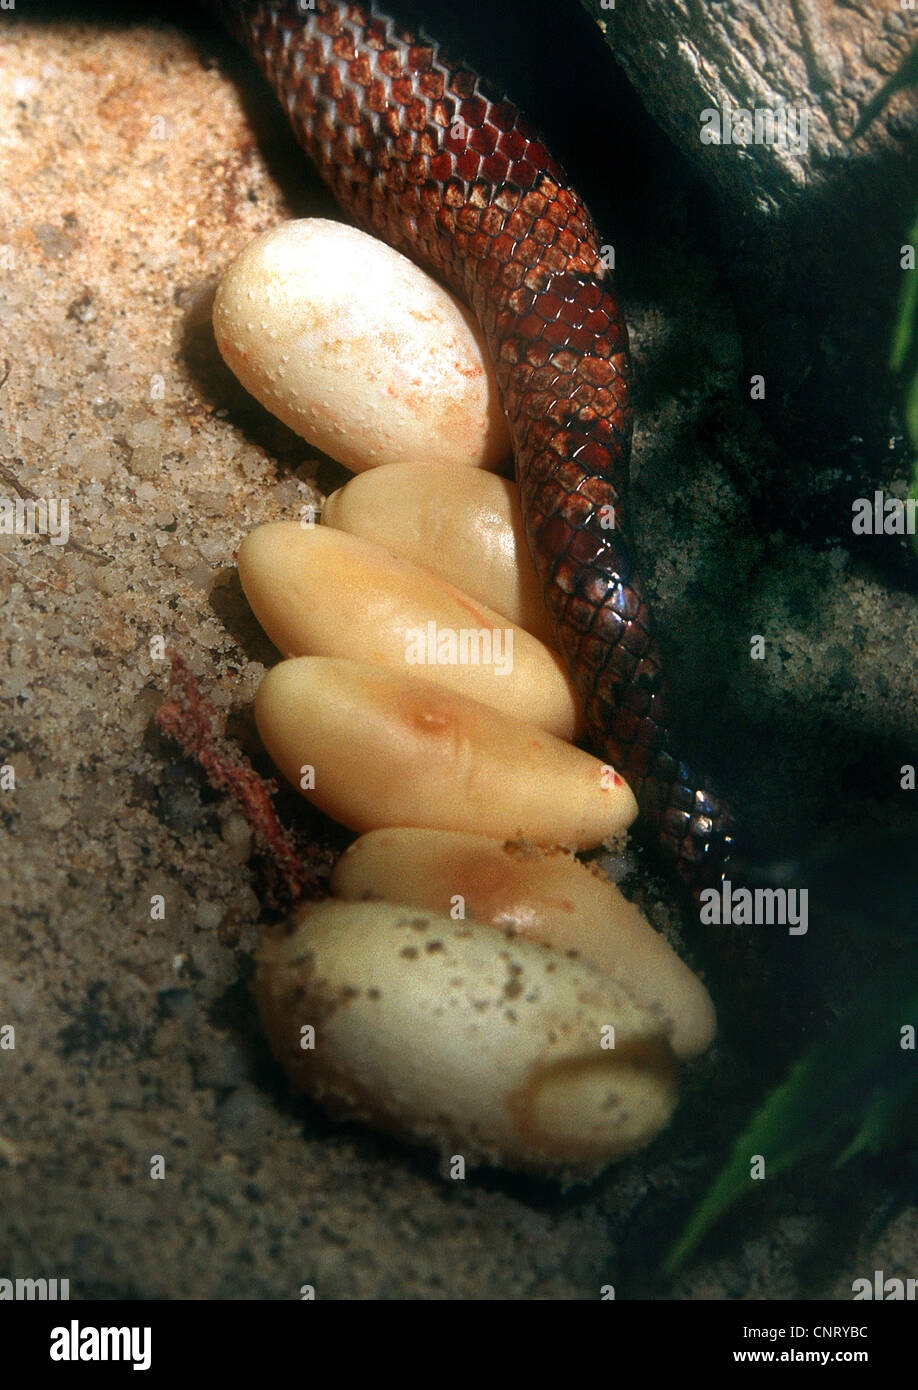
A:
256;898;679;1177
213;219;511;473
254;657;636;849
331;828;716;1059
238;522;582;739
322;463;557;647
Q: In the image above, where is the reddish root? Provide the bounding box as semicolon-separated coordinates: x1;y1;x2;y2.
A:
154;650;318;909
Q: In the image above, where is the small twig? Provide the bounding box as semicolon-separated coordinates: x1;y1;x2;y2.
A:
850;38;918;142
0;460;113;563
0;460;40;502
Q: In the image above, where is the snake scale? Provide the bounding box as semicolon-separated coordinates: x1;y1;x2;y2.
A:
215;0;735;893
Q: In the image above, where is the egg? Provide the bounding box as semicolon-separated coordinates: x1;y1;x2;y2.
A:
331;828;716;1059
238;522;582;738
254;656;636;849
213;218;511;473
322;463;557;647
256;898;679;1178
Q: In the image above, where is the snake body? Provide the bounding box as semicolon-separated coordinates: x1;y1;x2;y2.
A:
217;0;734;891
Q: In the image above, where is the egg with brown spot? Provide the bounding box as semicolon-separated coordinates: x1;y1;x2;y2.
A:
255;657;636;848
256;898;679;1178
330;827;716;1059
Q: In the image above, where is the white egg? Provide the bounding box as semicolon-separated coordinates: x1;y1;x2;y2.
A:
213;218;511;473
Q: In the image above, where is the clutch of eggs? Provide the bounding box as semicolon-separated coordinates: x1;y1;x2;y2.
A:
215;218;715;1178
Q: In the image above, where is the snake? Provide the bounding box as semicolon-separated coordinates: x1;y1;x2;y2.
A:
214;0;735;894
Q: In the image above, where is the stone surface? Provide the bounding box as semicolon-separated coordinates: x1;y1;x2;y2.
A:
587;0;918;219
586;0;918;477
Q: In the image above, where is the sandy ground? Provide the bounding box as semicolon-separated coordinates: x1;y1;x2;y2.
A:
1;6;916;1299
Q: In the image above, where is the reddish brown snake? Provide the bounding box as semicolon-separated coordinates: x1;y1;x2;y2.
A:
216;0;735;893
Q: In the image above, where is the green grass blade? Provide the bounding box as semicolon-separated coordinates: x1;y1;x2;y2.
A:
890;208;918;373
663;962;918;1274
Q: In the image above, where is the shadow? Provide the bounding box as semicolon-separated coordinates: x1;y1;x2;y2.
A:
208;567;280;666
